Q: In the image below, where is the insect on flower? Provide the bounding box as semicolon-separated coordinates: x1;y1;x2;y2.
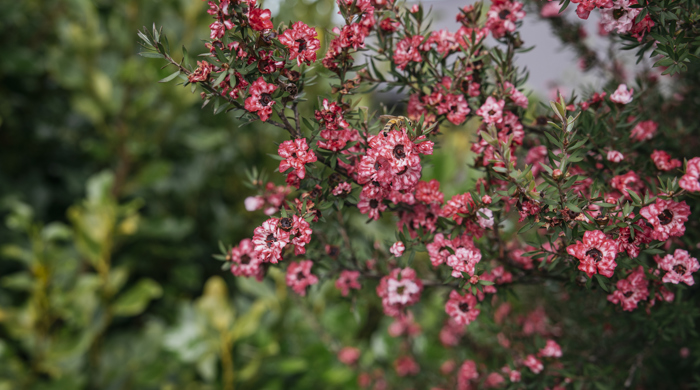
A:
379;115;413;134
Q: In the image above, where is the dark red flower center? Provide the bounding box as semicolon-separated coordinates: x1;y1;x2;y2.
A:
658;209;673;225
459;302;470;312
673;264;687;275
397;166;408;175
296;271;306;281
586;248;603;263
328;246;339;257
370;199;379;209
260;93;273;106
279;217;293;231
397;285;406;295
295;38;307;52
393;144;406;159
240;254;251;265
612;8;625;20
488;109;496;116
623;291;633;298
499;9;511;19
265;233;277;248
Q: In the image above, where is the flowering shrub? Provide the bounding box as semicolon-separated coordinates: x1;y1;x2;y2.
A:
140;0;700;387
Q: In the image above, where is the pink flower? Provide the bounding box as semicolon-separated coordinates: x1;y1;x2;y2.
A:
630;120;657;141
252;218;290;263
486;0;526;39
639;198;690;241
244;196;265;211
651;150;682;171
482;195;492;204
248;8;273;31
443;193;476;224
611;171;644;199
476;97;506;124
458;360;479;390
477;208;494;229
607;266;649;311
566;230;618;278
244;77;277;121
338;347;361;365
523;354;544;374
332;182;352;196
286;260;318;296
394;35;424;70
539;340;563;358
394;356;420;377
278;138;317;180
484;372;505;388
188;61;213;83
504;81;529;108
658;249;699;286
376;267;423;317
230;238;264;279
289;215;313;255
415;179;444;204
314;98;349;131
446;235;482;278
607;150;624;162
509;369;521;382
615;222;653;258
445;290;481;326
610;84;634;104
600;0;640;34
336;270;362;296
338;23;367;50
540;1;561;17
279;21;320;65
438;93;471;125
680;157;700;192
390;241;406;257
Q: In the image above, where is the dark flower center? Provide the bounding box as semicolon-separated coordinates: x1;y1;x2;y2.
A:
291;152;297;158
459;302;470;312
328;246;339;257
279;217;293;231
585;248;603;263
658;209;673;225
623;291;633;298
372;180;380;187
393;144;406;159
370;199;379;209
296;271;305;281
673;264;687;275
397;285;406;295
612;8;625;20
499;9;511;19
295;38;307;52
265;233;277;248
260;93;273;106
488;109;496;116
241;254;251;265
397;166;408;175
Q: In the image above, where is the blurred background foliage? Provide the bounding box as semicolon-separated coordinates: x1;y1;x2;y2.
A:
0;0;378;388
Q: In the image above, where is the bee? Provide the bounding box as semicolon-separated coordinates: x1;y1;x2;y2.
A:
379;115;412;133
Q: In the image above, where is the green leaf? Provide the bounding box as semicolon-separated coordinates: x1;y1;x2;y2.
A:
159;70;181;83
112;278;163;317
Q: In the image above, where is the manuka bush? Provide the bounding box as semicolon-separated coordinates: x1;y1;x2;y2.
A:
141;0;700;388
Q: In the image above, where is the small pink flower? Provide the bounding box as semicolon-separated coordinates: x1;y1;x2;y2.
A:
248;8;273;31
445;290;480;325
607;150;624;162
477;208;494;229
286;260;319;296
539;340;563;358
230;238;263;279
252;218;290;263
332;182;353;196
658;249;699;286
540;1;561;17
394;35;425;70
651;150;682;171
566;230;618;278
476;97;505;124
278;138;317;180
410;4;420;12
639;198;690;241
631;120;658;141
279;21;320;66
482;195;492;204
458;360;479;388
607;266;649;311
244;77;277;121
244;196;265;211
680;157;700;192
394;356;419;376
390;241;406;257
610;84;634;104
376;268;423;317
523;354;543;374
338;347;361;366
509;370;521;382
335;270;361;296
